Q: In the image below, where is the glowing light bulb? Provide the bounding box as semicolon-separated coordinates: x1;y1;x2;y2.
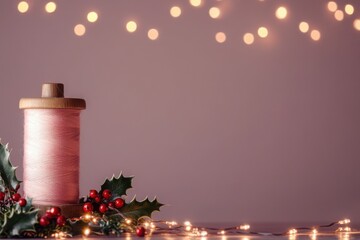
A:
327;1;337;12
310;229;318;240
354;19;360;31
148;28;159;40
184;221;192;226
84;214;92;220
275;6;288;19
83;228;91;236
243;33;254;45
18;1;29;13
219;230;226;235
239;224;250;230
189;0;202;7
209;7;221;19
200;231;208;236
339;219;351;225
344;4;354;15
125;219;132;224
257;27;268;38
126;21;137;33
45;2;56;13
74;24;86;36
334;10;344;21
289;229;297;235
310;29;321;41
87;11;98;23
170;6;182;18
299;21;309;33
215;32;226;43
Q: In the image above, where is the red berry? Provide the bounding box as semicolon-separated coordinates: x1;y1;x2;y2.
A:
94;196;101;203
136;227;146;237
45;210;56;219
108;202;115;208
0;192;5;201
50;207;61;216
39;216;50;227
102;189;112;199
83;202;93;213
99;203;108;213
12;193;21;202
114;198;125;208
89;189;98;199
18;198;27;207
56;215;66;227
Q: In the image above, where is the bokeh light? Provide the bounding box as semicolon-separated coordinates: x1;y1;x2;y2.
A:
327;1;337;12
45;2;56;13
354;19;360;31
87;11;98;23
298;21;309;33
243;33;254;45
215;32;226;43
189;0;202;7
170;6;182;18
17;1;29;13
126;21;137;33
148;28;159;40
74;24;86;36
275;6;288;19
344;4;354;15
257;27;268;38
310;29;321;41
334;10;344;21
209;7;221;19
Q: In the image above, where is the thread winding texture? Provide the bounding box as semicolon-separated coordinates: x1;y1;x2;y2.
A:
24;109;80;205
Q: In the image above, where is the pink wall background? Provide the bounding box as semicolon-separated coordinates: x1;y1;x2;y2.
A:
1;0;360;223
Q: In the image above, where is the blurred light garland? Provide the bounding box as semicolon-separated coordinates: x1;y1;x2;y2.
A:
14;0;360;43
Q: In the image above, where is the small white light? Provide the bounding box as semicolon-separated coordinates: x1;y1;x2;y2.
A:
339;219;351;225
239;224;250;230
83;228;91;236
18;1;29;13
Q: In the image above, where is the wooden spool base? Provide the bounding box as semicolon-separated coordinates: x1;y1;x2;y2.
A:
35;204;83;218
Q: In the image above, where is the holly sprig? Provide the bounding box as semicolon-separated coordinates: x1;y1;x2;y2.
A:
77;173;163;236
0;143;38;238
0;142;163;238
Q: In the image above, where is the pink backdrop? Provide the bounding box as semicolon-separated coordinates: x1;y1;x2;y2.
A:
0;0;360;223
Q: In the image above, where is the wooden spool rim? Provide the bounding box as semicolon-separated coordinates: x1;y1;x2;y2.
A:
19;83;86;110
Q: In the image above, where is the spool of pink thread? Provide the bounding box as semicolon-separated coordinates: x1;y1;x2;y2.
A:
19;83;86;211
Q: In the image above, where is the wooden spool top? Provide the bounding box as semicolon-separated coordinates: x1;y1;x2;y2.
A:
19;83;86;110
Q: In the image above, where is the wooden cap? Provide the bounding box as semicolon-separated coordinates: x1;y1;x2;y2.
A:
19;83;86;110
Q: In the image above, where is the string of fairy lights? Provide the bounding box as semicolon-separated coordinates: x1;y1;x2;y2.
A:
15;0;360;45
51;214;358;239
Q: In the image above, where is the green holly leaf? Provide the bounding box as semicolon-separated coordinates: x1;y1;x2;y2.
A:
120;197;163;220
100;173;133;201
0;208;38;237
0;143;22;192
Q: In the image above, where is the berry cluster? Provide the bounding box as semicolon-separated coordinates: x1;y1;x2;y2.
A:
82;189;125;214
38;207;67;227
0;191;27;208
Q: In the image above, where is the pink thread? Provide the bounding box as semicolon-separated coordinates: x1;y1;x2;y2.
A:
23;109;81;205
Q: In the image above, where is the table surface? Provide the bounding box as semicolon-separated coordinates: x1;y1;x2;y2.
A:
8;222;360;239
